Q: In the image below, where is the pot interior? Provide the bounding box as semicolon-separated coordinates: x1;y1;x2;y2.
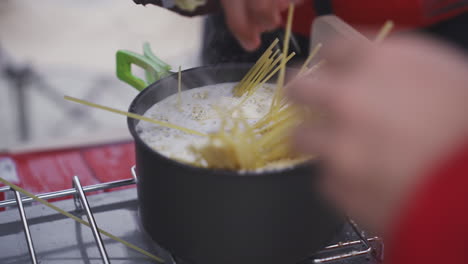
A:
127;63;308;175
129;63;253;120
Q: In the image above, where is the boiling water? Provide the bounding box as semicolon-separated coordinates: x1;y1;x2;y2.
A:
137;82;275;164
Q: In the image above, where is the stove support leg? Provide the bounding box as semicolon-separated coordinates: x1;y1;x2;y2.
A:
13;190;38;264
348;218;382;261
73;176;111;264
311;219;384;263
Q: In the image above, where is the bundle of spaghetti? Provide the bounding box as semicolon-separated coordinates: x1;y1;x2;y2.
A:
257;115;298;153
189;111;264;170
187;57;318;170
188;4;311;170
233;39;284;97
271;4;295;112
189;89;309;170
188;114;302;170
189;101;311;170
255;19;395;134
254;57;326;135
229;45;296;123
255;104;299;133
236;51;296;105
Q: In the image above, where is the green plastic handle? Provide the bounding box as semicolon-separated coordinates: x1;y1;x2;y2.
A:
116;42;172;91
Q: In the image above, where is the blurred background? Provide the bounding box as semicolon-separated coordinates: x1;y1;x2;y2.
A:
0;0;203;150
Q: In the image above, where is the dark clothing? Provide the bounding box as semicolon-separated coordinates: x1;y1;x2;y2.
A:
201;14;310;66
131;0;468;63
423;12;468;52
201;12;468;65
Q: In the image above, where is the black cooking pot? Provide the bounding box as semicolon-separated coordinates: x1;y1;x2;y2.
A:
117;49;343;264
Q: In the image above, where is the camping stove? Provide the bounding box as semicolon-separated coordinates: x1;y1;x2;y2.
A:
0;167;383;264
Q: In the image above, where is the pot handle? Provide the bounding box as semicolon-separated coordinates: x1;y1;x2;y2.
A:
116;42;173;91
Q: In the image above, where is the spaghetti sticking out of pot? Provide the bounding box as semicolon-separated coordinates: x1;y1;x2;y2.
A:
186;16;395;171
188;105;312;170
177;66;183;111
134;4;303;170
187;4;312;171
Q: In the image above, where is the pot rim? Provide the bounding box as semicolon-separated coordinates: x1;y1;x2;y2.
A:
127;63;315;177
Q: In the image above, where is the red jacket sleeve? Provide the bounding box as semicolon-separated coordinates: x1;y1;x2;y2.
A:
288;0;468;37
386;142;468;264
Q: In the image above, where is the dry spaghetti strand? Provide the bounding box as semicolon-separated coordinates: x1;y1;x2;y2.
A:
64;96;206;137
234;39;280;96
375;20;394;43
272;3;295;111
177;66;182;110
300;43;322;74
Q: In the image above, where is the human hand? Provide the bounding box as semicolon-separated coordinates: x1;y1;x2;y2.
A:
219;0;302;51
288;35;468;234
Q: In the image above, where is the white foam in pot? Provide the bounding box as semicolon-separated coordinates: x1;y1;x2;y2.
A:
137;82;275;164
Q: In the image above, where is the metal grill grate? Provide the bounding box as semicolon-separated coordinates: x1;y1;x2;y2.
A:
0;166;383;263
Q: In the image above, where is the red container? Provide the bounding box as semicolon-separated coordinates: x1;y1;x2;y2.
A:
0;141;136;210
